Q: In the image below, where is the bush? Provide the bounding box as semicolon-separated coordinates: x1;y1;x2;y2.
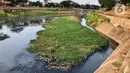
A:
7;13;18;17
87;12;109;27
98;18;105;25
0;12;5;17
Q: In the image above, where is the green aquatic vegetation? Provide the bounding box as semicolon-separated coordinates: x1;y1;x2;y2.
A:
0;12;5;17
0;12;18;17
7;13;18;17
28;16;107;64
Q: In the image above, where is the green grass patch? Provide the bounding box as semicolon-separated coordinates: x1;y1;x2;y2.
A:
7;13;18;17
0;11;19;18
0;12;5;17
31;10;58;14
87;12;110;27
0;10;58;19
28;16;107;64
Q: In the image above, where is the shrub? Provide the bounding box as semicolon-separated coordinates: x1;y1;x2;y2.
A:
87;12;109;27
0;12;5;17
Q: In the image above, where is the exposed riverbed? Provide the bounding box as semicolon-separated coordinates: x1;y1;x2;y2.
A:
0;16;113;73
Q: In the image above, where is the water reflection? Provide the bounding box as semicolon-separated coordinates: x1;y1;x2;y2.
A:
0;19;44;33
0;25;2;29
0;17;44;73
0;18;44;42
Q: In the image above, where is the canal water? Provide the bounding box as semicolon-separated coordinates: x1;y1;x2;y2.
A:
0;17;113;73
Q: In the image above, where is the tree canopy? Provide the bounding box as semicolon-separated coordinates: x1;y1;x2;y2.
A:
60;0;74;8
7;0;100;9
29;1;43;7
98;0;116;10
120;0;130;5
44;0;50;4
8;0;28;3
60;0;81;8
45;2;56;7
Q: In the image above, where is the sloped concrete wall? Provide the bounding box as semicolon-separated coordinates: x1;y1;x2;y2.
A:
98;13;130;30
95;14;130;73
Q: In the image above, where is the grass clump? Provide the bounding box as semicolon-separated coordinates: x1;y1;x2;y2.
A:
7;13;18;17
87;12;109;27
0;12;5;17
28;16;107;64
112;62;122;67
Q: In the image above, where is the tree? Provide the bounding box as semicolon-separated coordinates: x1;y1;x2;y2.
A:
71;2;80;8
98;0;116;10
55;3;63;8
29;1;43;7
29;1;35;6
60;0;71;8
35;1;43;7
7;0;16;6
8;0;28;3
60;0;79;8
120;0;130;5
85;4;90;9
45;2;55;7
44;0;50;4
90;5;100;9
7;0;28;6
80;4;86;9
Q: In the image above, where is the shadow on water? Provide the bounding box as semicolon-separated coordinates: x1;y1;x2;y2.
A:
0;16;114;73
0;33;10;41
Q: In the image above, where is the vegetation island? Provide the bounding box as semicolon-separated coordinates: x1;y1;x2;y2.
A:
0;0;130;71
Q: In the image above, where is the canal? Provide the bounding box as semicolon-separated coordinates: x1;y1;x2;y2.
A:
0;16;113;73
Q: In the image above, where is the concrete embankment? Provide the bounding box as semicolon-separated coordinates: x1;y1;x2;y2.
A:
94;13;130;73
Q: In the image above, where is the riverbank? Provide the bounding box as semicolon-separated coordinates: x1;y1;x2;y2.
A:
0;10;58;17
87;12;110;28
0;8;75;18
94;9;130;73
0;11;56;22
27;16;107;70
